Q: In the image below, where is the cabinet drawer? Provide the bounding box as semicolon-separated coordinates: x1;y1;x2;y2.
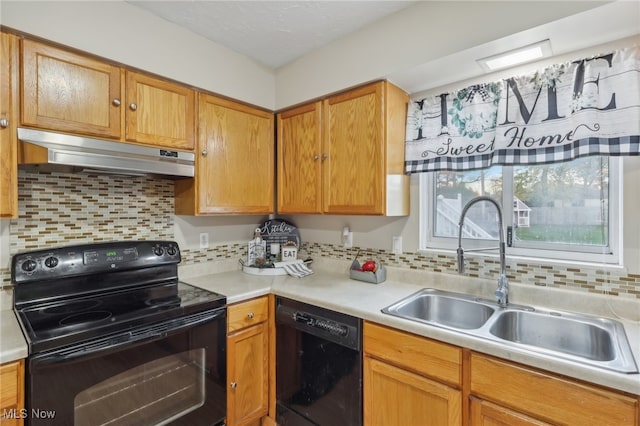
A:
0;361;20;408
363;322;461;387
470;352;638;426
227;296;269;333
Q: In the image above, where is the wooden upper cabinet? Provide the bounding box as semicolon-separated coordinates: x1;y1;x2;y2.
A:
323;83;384;214
323;81;409;215
277;81;409;216
175;94;274;215
125;71;195;150
21;39;122;139
0;33;18;219
277;101;323;214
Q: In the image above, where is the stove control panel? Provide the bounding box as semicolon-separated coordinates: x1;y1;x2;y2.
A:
12;241;181;284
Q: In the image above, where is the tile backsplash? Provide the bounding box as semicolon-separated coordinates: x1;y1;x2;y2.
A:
0;169;174;286
2;170;638;299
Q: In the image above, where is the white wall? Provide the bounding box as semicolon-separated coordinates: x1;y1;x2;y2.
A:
274;1;608;109
0;1;276;109
1;0;638;275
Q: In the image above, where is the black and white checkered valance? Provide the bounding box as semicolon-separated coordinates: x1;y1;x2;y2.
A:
405;46;640;173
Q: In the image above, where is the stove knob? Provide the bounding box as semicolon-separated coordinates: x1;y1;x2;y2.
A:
21;259;37;272
166;246;177;256
153;247;164;256
44;256;59;268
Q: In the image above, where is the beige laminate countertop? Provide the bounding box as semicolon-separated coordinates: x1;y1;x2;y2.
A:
1;258;639;396
181;257;640;396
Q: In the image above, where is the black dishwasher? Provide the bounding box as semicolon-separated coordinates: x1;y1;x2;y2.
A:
275;297;362;426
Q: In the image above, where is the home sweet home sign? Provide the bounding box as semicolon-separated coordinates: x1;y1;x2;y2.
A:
405;46;640;172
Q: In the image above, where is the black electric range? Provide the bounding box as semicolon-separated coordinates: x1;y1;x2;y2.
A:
12;240;226;354
12;240;229;426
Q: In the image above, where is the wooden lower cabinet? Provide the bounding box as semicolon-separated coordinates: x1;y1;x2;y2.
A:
0;360;25;426
363;321;462;426
226;297;269;426
364;356;461;426
469;353;639;426
364;321;639;426
469;397;551;426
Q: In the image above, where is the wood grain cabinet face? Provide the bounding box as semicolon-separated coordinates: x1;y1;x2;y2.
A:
0;360;25;426
323;83;385;215
125;71;195;150
469;353;639;426
0;32;18;218
226;297;269;426
469;397;551;426
178;93;274;215
363;322;462;426
21;39;122;139
276;81;409;216
276;101;323;214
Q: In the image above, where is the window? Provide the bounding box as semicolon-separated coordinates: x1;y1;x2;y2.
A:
421;156;621;264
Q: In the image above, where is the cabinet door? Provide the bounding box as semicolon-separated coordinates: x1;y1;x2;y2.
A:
0;33;18;218
364;356;461;426
125;71;195;150
470;353;638;426
0;360;25;426
197;94;274;214
227;322;269;426
323;83;384;214
21;39;122;139
469;397;551;426
277;101;322;214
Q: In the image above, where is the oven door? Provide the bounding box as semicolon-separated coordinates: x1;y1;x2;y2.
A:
25;309;226;426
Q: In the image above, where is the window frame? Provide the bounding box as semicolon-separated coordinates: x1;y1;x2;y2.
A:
419;157;622;265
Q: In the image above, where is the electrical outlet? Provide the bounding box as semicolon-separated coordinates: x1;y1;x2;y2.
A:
199;232;209;249
392;236;403;254
344;232;353;248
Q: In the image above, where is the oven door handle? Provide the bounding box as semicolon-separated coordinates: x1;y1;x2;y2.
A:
31;308;225;366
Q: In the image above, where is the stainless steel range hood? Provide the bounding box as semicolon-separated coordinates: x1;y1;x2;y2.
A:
17;128;195;178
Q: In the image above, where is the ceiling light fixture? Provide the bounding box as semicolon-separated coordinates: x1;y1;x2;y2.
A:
477;39;552;72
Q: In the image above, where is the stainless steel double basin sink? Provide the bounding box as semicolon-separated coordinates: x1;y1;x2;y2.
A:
382;288;638;374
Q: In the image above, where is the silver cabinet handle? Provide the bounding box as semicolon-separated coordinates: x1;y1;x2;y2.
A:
230;382;237;389
0;118;8;128
313;154;319;161
129;103;137;111
201;150;208;157
112;98;121;107
247;312;254;319
322;153;329;160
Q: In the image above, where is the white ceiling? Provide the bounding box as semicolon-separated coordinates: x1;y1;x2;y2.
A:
126;1;639;97
128;1;418;69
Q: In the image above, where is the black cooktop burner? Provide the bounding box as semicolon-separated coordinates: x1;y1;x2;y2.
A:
42;299;102;315
59;310;112;326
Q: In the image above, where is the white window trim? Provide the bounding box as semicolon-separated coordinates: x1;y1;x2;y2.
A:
418;158;622;266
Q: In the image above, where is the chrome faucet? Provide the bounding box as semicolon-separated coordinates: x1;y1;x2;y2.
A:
457;196;509;306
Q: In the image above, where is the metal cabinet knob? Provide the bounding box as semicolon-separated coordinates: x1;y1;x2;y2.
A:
112;98;121;107
0;118;8;128
230;382;237;389
129;103;138;111
313;154;320;161
322;153;329;160
247;312;254;319
201;150;208;157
